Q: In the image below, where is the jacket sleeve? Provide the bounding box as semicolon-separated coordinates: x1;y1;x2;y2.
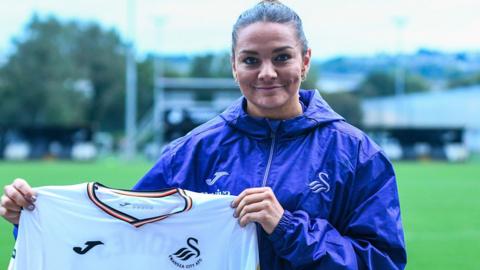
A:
13;225;18;239
268;151;407;269
132;144;174;191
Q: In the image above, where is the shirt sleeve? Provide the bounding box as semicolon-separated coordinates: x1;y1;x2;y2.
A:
14;208;45;270
267;151;407;269
7;240;17;270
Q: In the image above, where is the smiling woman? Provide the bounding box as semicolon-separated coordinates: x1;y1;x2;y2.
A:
231;0;311;119
232;21;310;119
1;1;407;270
135;1;407;269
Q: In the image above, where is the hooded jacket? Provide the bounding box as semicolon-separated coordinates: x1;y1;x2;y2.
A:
134;89;407;269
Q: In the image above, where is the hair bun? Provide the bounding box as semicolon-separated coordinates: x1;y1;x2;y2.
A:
261;0;282;4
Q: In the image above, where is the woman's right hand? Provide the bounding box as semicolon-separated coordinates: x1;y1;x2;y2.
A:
0;178;36;225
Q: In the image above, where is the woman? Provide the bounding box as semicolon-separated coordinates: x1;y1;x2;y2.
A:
1;1;407;269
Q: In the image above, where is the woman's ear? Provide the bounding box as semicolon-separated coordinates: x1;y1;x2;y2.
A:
231;55;238;82
302;48;312;78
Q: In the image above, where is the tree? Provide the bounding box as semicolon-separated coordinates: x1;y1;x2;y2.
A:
0;15;127;131
448;72;480;88
0;15;88;126
322;92;363;128
70;21;126;131
189;52;232;78
356;71;430;98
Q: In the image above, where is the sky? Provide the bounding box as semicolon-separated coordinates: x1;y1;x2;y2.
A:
0;0;479;60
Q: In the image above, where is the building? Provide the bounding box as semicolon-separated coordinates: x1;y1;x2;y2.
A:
362;86;480;159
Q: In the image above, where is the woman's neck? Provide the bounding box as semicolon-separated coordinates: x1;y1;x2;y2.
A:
246;98;303;120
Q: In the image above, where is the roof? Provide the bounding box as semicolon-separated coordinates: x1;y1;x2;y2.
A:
362;86;480;129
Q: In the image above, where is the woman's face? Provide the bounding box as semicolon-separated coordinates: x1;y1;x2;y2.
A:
232;22;311;119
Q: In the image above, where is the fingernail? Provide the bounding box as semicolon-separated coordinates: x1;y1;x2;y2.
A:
31;195;37;202
26;204;35;211
233;212;237;218
230;201;235;208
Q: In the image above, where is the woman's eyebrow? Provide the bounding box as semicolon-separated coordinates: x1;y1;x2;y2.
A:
239;50;258;55
239;46;294;55
272;46;294;53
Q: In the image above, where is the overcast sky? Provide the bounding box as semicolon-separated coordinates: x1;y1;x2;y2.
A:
0;0;479;60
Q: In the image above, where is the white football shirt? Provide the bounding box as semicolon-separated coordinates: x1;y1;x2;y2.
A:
11;182;259;270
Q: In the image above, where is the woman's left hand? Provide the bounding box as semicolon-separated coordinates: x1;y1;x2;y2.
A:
231;187;284;234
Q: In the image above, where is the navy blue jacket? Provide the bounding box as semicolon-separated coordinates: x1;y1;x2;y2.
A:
134;89;407;269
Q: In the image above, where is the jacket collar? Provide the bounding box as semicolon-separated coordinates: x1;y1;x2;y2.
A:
220;89;344;139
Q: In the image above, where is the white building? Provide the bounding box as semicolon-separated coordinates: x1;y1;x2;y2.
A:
362;86;480;153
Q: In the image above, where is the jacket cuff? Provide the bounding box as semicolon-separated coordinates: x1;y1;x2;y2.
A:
268;209;295;242
13;224;18;239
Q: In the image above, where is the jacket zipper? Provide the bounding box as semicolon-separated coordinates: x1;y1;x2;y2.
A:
262;132;276;187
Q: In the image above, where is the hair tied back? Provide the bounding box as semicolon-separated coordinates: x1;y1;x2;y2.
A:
261;0;282;4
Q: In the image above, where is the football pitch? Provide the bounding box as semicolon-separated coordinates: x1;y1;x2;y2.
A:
1;159;479;269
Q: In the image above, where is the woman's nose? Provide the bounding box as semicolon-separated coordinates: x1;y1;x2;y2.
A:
258;62;277;81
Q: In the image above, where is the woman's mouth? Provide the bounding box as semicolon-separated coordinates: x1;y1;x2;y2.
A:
254;85;282;91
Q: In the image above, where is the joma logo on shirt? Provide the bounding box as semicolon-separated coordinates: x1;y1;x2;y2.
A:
118;202;154;210
73;241;104;254
205;171;229;186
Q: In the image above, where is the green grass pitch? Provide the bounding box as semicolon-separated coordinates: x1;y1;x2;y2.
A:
1;159;479;269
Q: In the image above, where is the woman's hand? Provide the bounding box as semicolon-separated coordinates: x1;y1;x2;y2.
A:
231;187;284;234
0;178;36;224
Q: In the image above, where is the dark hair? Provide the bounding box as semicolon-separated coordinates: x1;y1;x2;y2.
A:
231;0;308;56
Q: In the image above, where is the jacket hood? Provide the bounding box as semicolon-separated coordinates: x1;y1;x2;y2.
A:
219;89;344;139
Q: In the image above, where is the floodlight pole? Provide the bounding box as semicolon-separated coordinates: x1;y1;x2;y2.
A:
394;17;407;125
153;54;165;153
153;17;166;155
125;0;137;160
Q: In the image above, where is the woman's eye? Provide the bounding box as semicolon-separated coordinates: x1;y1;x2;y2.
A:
275;54;291;62
243;57;258;65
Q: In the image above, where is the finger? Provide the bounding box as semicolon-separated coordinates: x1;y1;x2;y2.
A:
231;187;270;207
234;192;268;217
0;207;20;224
1;195;23;212
239;209;268;228
12;178;36;202
239;206;283;234
238;200;271;220
234;187;277;216
4;185;31;208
